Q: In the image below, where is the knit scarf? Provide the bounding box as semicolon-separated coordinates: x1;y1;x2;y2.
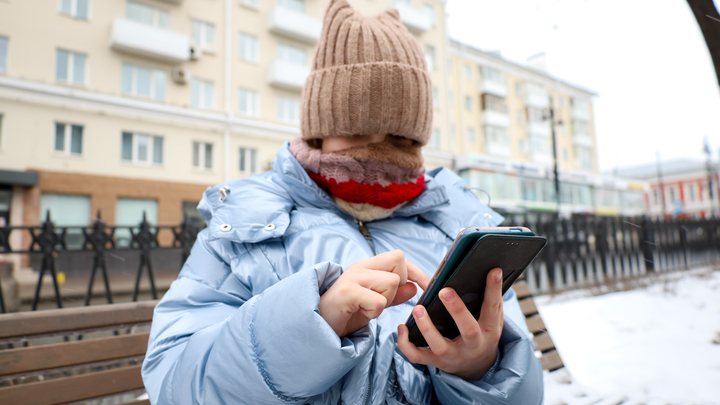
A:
289;137;426;222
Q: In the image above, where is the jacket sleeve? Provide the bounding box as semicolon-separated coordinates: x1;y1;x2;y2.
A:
141;230;373;405
428;287;545;405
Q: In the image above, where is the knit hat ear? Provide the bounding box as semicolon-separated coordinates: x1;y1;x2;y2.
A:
300;0;433;146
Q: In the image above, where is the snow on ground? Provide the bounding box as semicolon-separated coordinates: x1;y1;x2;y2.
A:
536;269;720;405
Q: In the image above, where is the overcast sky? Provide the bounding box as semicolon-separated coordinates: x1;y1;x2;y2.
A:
446;0;720;173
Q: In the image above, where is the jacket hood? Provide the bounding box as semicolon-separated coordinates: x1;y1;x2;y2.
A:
197;142;503;244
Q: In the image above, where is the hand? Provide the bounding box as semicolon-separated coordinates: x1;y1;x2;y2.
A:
319;250;430;338
397;268;504;382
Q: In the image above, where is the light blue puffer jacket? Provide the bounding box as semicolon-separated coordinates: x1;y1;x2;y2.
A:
142;142;544;405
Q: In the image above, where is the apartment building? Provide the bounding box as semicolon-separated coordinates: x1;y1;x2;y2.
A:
0;0;450;240
446;42;646;218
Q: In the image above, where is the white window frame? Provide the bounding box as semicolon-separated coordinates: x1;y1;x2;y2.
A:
126;0;168;29
277;43;307;66
59;0;91;20
54;122;84;156
239;147;258;174
465;95;473;112
0;36;7;74
122;63;166;101
423;3;435;27
425;45;435;71
432;87;439;110
467;127;476;144
277;0;305;13
191;78;214;108
121;132;163;165
239;32;259;63
193;141;214;170
430;128;441;149
277;96;300;124
192;19;216;53
239;88;260;117
56;48;88;85
463;64;471;80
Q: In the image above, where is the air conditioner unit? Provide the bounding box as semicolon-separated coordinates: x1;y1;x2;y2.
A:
190;46;202;61
172;67;190;84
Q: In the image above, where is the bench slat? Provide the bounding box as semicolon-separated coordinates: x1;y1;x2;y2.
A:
518;298;539;316
532;332;556;353
512;281;531;299
0;301;158;340
539;350;564;371
525;314;547;334
0;333;150;377
0;364;144;405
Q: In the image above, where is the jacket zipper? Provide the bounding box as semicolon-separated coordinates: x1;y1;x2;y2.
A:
356;218;375;405
355;219;376;255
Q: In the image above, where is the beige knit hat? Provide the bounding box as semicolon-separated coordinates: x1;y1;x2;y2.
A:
300;0;433;146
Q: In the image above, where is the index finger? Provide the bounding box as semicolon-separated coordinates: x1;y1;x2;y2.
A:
405;259;430;291
359;250;408;285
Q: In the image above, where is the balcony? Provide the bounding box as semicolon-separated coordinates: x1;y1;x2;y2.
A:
110;18;190;63
572;103;591;121
268;60;310;91
268;6;322;44
525;91;549;109
394;3;432;34
486;142;511;158
527;121;551;137
481;110;509;128
530;150;553;165
479;80;507;98
573;133;594;148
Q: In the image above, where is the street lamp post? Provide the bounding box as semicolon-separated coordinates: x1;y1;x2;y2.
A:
547;96;562;218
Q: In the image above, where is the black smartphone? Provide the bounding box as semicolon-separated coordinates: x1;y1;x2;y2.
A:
405;228;547;347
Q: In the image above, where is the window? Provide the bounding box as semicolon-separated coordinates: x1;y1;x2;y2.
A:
558;96;565;109
60;0;89;20
518;138;526;154
239;32;259;62
432;87;439;110
56;49;87;85
480;66;505;84
239;88;259;116
423;4;435;27
192;20;216;50
277;96;300;124
277;0;305;12
54;122;83;155
0;115;3;148
563;148;569;162
465;96;472;112
467;127;476;144
425;45;435;71
239;147;258;173
485;126;509;146
668;186;677;204
40;194;90;248
463;64;471;80
575;146;593;171
191;78;214;108
127;1;168;28
686;183;696;203
430;128;440;149
115;198;158;247
450;123;456;142
481;94;507;114
0;36;7;73
516;109;525;125
121;132;163;164
182;201;205;227
121;64;166;101
448;91;454;109
527;107;544;122
193;141;213;169
277;43;306;65
572;120;591;135
515;82;522;96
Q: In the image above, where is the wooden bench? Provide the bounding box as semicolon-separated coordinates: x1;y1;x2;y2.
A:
0;283;563;405
0;301;157;405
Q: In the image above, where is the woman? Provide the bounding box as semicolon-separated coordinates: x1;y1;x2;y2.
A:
142;1;543;404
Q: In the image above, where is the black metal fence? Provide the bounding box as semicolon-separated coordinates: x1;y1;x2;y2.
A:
2;212;720;312
509;215;720;294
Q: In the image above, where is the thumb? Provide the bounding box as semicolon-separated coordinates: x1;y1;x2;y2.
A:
388;283;417;307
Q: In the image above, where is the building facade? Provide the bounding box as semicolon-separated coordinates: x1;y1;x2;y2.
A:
613;159;720;219
0;0;639;259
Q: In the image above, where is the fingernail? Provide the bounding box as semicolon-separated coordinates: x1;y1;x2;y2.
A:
413;307;424;319
495;270;502;283
397;325;404;335
441;289;456;302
